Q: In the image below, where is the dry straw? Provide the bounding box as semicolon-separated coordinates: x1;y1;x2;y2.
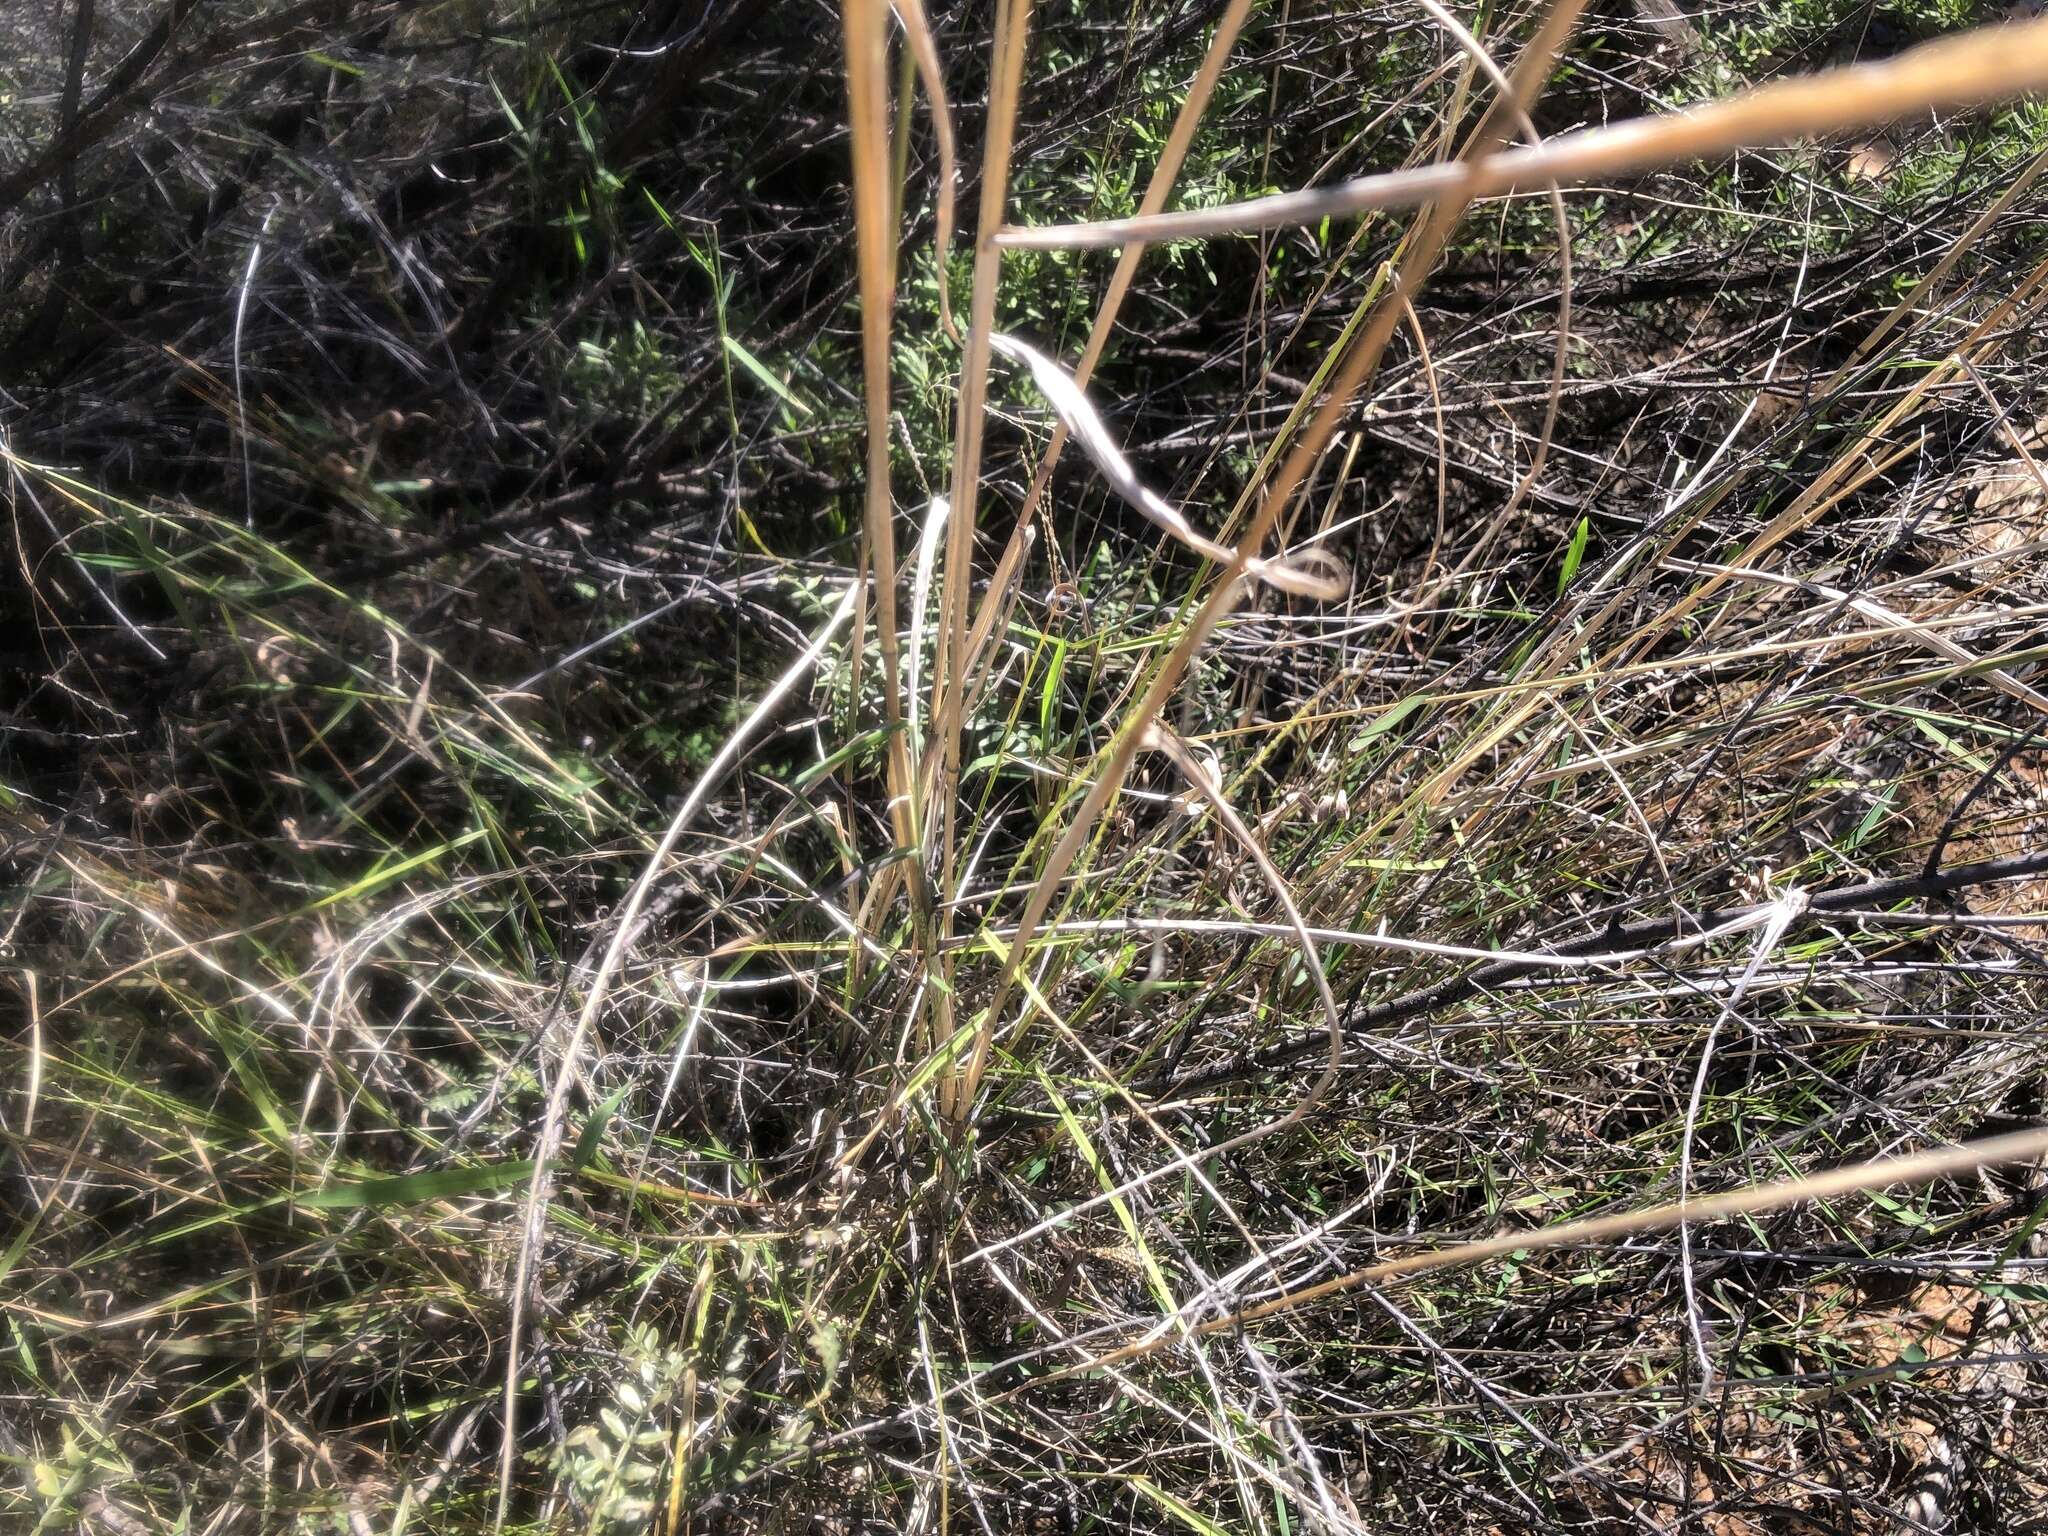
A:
953;0;1596;1114
996;1125;2048;1393
996;16;2048;249
825;0;2048;1414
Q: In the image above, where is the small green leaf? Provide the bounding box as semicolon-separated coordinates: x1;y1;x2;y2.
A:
1559;515;1591;593
1129;1476;1231;1536
298;1160;537;1209
722;336;812;416
1359;693;1429;743
306;50;364;76
1845;782;1896;850
571;1085;632;1172
487;74;525;137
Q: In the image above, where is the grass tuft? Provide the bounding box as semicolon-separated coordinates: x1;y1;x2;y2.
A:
7;0;2048;1530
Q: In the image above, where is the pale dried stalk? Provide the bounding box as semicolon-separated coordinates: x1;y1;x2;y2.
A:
1421;253;2048;818
1005;1125;2048;1392
845;0;919;860
962;0;1594;1097
995;16;2048;250
932;0;1033;1122
492;580;859;1530
934;721;1347;1339
1660;555;2048;718
890;0;959;339
1406;0;1572;578
988;332;1345;598
906;494;952;762
1138;722;1343;1138
1826;146;2048;392
944;0;1260;713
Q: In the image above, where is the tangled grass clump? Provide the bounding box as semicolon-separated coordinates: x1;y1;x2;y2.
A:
8;0;2048;1531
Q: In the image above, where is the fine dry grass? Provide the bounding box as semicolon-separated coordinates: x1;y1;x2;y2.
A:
7;1;2048;1532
